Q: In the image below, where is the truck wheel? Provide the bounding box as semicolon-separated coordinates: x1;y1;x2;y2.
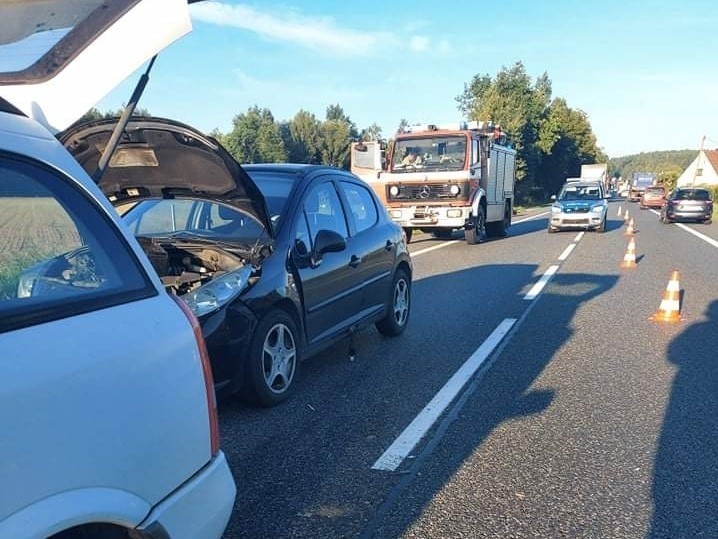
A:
488;203;511;238
403;228;413;243
465;206;487;245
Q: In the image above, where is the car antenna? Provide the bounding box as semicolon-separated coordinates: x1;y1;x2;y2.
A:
92;55;158;182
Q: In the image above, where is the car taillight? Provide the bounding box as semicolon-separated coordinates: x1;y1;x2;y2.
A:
171;293;220;456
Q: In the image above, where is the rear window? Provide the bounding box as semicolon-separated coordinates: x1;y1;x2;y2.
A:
675;189;711;201
645;187;665;194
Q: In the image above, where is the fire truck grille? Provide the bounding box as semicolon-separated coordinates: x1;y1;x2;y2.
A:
388;183;469;201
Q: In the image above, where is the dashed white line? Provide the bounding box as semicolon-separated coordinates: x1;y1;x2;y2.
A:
574;231;585;242
371;318;517;472
523;264;559;300
558;243;576;261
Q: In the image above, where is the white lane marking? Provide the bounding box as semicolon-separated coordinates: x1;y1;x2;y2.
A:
411;211;550;258
371;318;517;472
675;223;718;248
574;231;585;242
523;264;559;300
649;209;718;249
411;240;461;257
513;211;549;223
558;243;576;261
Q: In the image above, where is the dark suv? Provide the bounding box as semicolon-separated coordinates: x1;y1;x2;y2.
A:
660;188;714;224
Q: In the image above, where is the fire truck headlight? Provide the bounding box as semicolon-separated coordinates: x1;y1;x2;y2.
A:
389;185;400;197
449;184;461;196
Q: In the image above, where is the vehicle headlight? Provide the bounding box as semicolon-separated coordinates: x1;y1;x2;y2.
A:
551;205;563;213
16;259;53;298
449;184;461;196
591;204;605;213
389;185;400;197
183;265;253;317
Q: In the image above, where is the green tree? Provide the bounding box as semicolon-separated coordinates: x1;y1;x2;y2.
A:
456;62;551;192
283;110;322;163
360;123;383;141
321;119;352;168
319;104;357;168
223;106;287;163
537;98;606;196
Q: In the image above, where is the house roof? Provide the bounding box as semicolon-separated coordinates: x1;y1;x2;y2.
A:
704;149;718;174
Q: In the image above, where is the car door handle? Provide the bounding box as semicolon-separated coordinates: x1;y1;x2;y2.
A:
349;255;362;268
384;240;393;251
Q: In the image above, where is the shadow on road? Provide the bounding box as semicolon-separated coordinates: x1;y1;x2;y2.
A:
649;300;718;538
362;270;619;538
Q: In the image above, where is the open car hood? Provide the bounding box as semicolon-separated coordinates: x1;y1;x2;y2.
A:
60;117;272;232
0;0;191;132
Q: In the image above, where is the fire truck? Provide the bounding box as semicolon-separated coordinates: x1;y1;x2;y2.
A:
351;121;516;244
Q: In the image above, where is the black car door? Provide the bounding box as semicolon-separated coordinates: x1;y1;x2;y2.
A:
293;179;362;344
337;179;395;319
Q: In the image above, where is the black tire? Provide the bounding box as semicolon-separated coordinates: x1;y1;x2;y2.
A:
706;219;713;225
596;217;606;233
547;223;556;233
465;205;487;245
403;228;413;243
243;310;299;407
376;268;411;337
487;203;511;238
661;214;671;224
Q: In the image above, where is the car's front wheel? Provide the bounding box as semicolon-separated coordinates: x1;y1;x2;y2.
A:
244;310;299;407
376;268;411;336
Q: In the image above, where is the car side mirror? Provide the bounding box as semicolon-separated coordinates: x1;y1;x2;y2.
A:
311;229;346;266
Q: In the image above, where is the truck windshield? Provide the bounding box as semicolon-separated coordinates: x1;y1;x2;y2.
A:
392;136;466;172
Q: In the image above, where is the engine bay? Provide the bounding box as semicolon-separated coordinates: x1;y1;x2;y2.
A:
136;236;251;296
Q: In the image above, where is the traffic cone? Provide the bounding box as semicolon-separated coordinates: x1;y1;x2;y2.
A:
619;237;637;268
617;206;623;217
650;270;682;322
625;218;635;236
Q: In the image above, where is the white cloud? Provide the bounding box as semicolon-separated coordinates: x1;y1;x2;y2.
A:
409;35;429;52
189;2;388;56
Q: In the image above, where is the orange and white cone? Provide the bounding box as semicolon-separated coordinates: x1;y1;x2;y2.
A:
650;270;682;322
619;237;637;268
625;218;635;236
617;206;623;217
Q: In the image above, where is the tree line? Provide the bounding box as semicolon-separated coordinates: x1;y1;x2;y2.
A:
75;61;692;204
608;150;697;192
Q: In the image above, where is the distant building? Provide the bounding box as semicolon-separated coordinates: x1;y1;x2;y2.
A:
676;149;718;187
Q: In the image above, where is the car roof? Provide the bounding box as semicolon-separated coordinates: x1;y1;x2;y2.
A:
0;0;191;132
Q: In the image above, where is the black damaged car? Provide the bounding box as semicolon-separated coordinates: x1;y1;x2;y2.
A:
60;117;412;406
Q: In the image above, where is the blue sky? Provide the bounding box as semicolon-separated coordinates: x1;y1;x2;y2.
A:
98;0;718;158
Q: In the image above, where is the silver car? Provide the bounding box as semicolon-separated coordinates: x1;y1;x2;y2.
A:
548;182;608;233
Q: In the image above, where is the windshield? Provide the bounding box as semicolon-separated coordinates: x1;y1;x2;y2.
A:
392;136;467;172
247;173;296;232
120;198;266;241
559;184;602;201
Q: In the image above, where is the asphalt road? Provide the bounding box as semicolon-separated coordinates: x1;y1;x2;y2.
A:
219;201;718;538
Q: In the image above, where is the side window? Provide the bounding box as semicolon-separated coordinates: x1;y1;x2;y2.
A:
340;181;378;234
0;154;153;332
293;211;311;256
302;182;348;240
